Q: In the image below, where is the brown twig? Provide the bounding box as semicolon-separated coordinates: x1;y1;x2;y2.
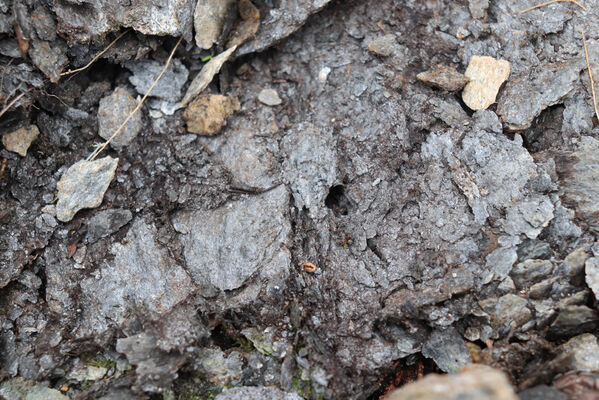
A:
0;92;25;120
582;28;599;123
88;36;183;161
60;29;131;77
520;0;586;13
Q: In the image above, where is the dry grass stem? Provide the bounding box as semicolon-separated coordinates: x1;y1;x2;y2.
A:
0;92;25;120
582;28;599;123
88;36;183;161
520;0;586;13
60;29;131;77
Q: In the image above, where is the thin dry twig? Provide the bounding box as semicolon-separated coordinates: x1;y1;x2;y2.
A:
0;92;25;120
88;36;183;161
582;28;599;123
520;0;586;14
60;29;131;77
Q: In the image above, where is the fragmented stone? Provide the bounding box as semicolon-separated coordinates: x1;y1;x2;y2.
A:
469;0;489;20
417;64;469;91
98;87;142;148
462;55;510;110
78;219;193;335
510;259;554;289
127;58;188;101
0;377;68;400
194;0;236;50
549;305;599;338
258;88;282;106
54;0;195;42
196;347;244;386
29;40;68;83
387;365;517;400
586;257;599;301
556;334;599;372
86;209;133;243
497;61;581;130
56;156;118;222
227;0;261;48
421;328;471;373
1;124;39;156
518;385;568;400
215;387;302;400
367;34;396;57
172;185;291;293
183;94;240;135
478;294;531;337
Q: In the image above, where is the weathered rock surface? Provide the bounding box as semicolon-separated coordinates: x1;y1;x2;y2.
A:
417;64;469;91
1;125;39;156
184;94;240;135
387;365;518;400
421;327;471;372
0;377;68;400
98;87;142;148
258;88;283;106
368;34;396;57
462;55;510;110
194;0;236;50
127;58;188;101
56;156;119;222
215;387;303;400
85;208;133;243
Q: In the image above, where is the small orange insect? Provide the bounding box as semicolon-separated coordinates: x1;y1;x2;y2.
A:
301;262;317;273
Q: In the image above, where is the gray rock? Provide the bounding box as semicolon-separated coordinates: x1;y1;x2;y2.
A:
422;327;471;373
497;61;581;130
215;387;302;400
86;209;133;243
258;88;283;106
127;58;188;101
549;305;599;338
478;294;532;337
555;248;590;285
510;259;554;289
54;0;195;42
98;87;142;148
195;347;244;386
469;0;489;20
0;377;68;400
56;156;119;222
367;34;396;57
418;64;469;92
518;385;568;400
517;239;551;261
387;364;517;400
556;334;599;372
77;218;193;335
586;257;599;301
28;40;68;83
172;185;291;293
194;0;236;50
37;113;73;147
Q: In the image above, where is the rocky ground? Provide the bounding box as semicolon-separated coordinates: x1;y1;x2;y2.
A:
2;0;599;399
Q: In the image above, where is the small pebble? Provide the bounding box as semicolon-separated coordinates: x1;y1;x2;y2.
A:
367;34;396;57
258;88;282;106
417;64;469;92
2;125;39;156
462;55;510;110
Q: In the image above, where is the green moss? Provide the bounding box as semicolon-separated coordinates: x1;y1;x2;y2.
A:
174;378;226;400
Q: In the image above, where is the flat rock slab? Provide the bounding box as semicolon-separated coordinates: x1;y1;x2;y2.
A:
387;365;517;400
56;156;118;222
86;208;133;243
462;55;510;110
98;87;142;148
172;185;291;292
1;125;39;156
127;59;188;101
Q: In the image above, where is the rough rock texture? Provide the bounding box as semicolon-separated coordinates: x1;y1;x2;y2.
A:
1;125;39;156
0;377;68;400
194;0;236;50
55;156;118;222
85;208;133;243
417;64;469;91
127;59;189;101
462;55;510;110
258;88;283;106
183;94;240;135
215;387;303;400
98;87;142;148
368;34;397;57
387;365;518;400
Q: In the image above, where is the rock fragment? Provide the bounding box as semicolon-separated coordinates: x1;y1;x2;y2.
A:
421;328;471;373
586;257;599;301
386;365;517;400
98;87;142;148
549;305;599;338
462;55;510;110
183;94;240;135
194;0;236;50
0;377;68;400
1;125;39;156
478;294;531;337
28;40;68;83
417;64;469;91
469;0;489;20
127;59;188;101
56;156;118;222
497;61;580;130
227;0;261;48
215;387;303;400
367;34;396;57
556;334;599;372
258;88;282;106
86;209;133;243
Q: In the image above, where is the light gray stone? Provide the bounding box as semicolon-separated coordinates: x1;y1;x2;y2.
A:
194;0;236;50
215;387;302;400
127;59;188;101
422;327;471;373
86;209;133;243
56;156;118;222
258;88;283;106
98;87;142;148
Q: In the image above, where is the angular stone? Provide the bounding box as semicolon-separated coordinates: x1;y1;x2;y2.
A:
557;334;599;372
421;327;471;373
56;156;118;222
1;124;39;156
183;94;240;135
172;185;291;292
478;294;531;336
98;87;142;148
226;0;261;48
29;40;68;83
194;0;236;50
417;64;469;91
387;365;517;400
368;34;396;57
215;387;302;400
86;209;133;243
497;61;580;130
258;88;282;106
518;385;568;400
510;259;554;289
462;56;510;110
196;347;244;386
127;59;188;101
586;257;599;301
549;305;599;338
0;377;68;400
